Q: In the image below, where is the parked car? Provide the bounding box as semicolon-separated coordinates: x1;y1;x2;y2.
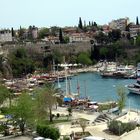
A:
82;136;106;140
33;137;52;140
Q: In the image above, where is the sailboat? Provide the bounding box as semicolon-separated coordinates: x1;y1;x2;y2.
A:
64;66;79;98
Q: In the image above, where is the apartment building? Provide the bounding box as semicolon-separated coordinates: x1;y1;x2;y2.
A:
109;17;129;31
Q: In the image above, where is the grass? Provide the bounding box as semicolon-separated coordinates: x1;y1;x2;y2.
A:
74;131;91;139
45;116;71;125
98;103;118;112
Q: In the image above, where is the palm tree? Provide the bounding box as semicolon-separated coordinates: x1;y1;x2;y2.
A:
117;86;126;114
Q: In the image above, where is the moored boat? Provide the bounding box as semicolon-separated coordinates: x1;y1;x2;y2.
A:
101;65;136;79
128;80;140;95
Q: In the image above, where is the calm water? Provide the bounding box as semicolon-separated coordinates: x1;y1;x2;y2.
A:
57;72;140;110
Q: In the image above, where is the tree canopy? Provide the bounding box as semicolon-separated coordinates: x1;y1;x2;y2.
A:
77;52;92;65
10;93;34;134
35;84;56;123
9;48;35;77
38;28;49;39
78;17;83;29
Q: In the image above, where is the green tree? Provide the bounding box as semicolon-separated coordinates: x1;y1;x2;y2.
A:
36;125;60;140
136;16;139;25
0;84;10;106
67;107;72;116
9;48;35;77
94;22;97;27
52;50;63;64
38;28;49;39
78;17;83;29
35;84;56;123
136;36;140;46
18;26;26;39
117;86;126;113
59;28;64;43
64;36;70;43
77;53;92;65
10;93;34;134
79;119;87;134
99;47;108;59
95;32;109;44
108;29;121;42
11;27;15;37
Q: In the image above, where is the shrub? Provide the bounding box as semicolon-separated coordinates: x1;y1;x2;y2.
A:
63;136;70;140
56;113;60;118
108;120;136;136
36;125;60;140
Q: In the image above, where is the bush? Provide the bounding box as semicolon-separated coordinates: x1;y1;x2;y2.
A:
56;113;60;118
63;136;70;140
108;120;136;136
36;125;60;140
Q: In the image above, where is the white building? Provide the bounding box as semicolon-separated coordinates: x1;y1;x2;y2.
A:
69;33;90;43
129;24;140;37
0;30;12;42
109;17;129;31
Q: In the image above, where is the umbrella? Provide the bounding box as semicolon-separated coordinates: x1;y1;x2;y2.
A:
0;115;5;119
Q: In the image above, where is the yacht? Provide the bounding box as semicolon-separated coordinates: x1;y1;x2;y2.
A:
101;65;136;79
128;80;140;95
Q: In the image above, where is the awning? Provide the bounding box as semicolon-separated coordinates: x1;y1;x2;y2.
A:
89;105;99;109
63;97;72;102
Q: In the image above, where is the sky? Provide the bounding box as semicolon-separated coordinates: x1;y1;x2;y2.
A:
0;0;140;29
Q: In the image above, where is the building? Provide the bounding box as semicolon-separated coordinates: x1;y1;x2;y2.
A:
102;25;110;34
109;17;129;31
31;26;38;39
28;26;38;39
63;27;77;34
69;33;90;43
0;30;12;42
129;24;140;37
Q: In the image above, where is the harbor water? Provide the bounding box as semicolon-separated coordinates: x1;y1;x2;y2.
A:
58;72;140;110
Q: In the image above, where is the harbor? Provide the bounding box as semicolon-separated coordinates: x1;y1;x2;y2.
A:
58;72;140;110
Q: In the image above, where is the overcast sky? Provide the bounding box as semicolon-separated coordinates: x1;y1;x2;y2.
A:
0;0;139;29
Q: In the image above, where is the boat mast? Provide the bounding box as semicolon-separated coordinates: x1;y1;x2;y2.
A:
77;75;80;97
68;78;71;95
65;65;68;96
84;80;87;98
57;65;61;88
53;59;55;74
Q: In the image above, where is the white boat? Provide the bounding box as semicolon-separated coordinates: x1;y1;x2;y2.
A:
128;88;140;94
128;83;140;95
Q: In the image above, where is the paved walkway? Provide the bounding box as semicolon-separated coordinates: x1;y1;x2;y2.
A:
7;136;32;140
119;129;140;140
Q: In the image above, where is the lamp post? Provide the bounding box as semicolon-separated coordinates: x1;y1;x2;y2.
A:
118;122;121;136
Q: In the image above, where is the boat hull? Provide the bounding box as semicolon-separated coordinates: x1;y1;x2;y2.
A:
128;88;140;95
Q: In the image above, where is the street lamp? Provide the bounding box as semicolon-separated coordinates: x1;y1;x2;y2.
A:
118;122;121;136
